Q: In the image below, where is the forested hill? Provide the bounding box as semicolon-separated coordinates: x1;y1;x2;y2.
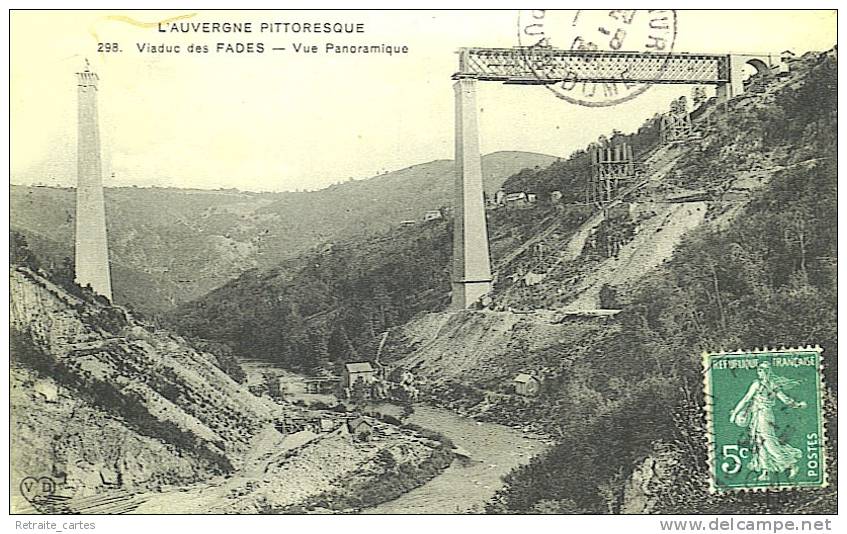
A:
168;202;581;372
490;159;837;514
487;48;837;513
11;151;555;315
501;49;837;205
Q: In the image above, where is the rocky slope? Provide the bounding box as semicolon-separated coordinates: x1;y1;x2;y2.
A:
481;48;838;514
10;266;451;513
11;266;278;496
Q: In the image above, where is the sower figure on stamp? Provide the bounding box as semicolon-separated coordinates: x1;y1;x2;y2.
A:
730;362;807;481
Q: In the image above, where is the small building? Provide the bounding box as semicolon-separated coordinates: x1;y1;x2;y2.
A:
319;418;336;432
302;376;337;394
347;416;374;442
523;271;545;287
498;191;537;208
99;465;120;487
275;414;310;434
607;202;636;220
504;191;528;204
776;50;795;75
34;379;59;403
494;189;507;205
342;362;377;389
423;209;443;222
513;373;541;397
400;220;416;227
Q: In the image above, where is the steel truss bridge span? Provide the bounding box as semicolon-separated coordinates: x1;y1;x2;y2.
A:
453;47;784;97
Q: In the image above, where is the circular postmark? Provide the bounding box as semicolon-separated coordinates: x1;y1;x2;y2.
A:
516;10;677;107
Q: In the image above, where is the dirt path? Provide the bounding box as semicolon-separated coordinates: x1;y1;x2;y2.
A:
564;201;707;310
128;425;349;514
496;214;559;269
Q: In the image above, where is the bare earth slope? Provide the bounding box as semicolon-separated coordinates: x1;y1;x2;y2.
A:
10;267;449;513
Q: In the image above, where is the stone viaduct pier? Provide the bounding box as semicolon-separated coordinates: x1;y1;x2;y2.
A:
75;62;113;300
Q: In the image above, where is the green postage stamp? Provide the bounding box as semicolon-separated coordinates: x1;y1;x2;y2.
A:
703;347;827;492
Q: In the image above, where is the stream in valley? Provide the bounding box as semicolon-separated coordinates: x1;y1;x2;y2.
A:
365;404;549;514
241;361;550;513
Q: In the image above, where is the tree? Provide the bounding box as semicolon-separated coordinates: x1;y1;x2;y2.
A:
10;231;40;270
599;284;619;309
265;374;282;399
53;256;78;293
349;376;370;409
307;327;331;373
692;86;707;108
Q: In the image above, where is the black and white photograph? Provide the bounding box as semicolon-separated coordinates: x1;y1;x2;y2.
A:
6;7;839;526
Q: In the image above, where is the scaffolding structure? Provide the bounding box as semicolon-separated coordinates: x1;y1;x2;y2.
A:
660;112;694;144
589;143;636;207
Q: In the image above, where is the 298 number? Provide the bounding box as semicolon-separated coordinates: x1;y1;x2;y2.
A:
97;43;120;52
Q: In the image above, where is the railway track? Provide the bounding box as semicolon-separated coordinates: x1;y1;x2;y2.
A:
20;490;147;515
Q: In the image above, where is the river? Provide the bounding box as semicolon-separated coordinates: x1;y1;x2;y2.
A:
365;404;549;514
240;363;550;513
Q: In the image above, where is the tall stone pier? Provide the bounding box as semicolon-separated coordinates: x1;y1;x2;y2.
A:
75;62;113;300
451;78;492;309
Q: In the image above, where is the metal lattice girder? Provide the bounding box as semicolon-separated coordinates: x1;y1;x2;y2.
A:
455;47;731;85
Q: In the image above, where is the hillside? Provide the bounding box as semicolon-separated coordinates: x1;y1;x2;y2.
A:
168;199;591;372
11;151;556;315
166;47;837;514
10;262;452;513
10;264;274;500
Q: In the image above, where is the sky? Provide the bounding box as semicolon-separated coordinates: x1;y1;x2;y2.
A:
10;10;837;192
